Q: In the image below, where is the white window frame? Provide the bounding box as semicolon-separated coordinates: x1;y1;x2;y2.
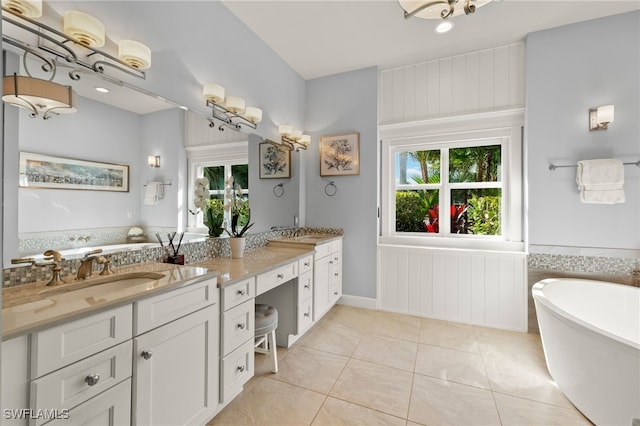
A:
380;110;524;252
186;142;248;233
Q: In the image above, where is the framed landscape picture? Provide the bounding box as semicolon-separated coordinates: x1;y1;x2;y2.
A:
259;142;291;179
319;132;360;176
19;152;129;192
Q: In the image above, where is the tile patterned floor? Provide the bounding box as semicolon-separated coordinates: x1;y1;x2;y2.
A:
208;305;592;426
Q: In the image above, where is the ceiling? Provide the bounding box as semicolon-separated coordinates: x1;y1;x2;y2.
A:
222;0;640;80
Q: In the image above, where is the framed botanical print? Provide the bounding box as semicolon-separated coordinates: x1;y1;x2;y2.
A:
259;142;291;179
319;132;360;176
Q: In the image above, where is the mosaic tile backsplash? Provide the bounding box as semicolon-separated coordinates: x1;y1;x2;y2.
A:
4;227;343;288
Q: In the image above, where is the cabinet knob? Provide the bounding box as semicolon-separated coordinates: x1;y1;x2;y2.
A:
237;323;246;330
304;261;310;267
334;291;339;296
85;373;100;386
334;273;339;277
334;257;339;261
237;365;245;372
329;260;333;265
237;289;246;296
304;284;310;289
277;273;284;279
304;312;310;318
141;350;153;360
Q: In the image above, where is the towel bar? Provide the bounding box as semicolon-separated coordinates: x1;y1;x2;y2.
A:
549;161;640;171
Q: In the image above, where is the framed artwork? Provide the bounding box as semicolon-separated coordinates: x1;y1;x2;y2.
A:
319;132;360;176
19;152;129;192
259;142;291;179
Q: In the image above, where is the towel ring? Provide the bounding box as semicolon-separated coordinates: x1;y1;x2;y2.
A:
324;181;337;197
273;183;284;198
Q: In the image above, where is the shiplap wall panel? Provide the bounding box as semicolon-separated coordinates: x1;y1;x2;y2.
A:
380;43;525;124
184;110;247;147
378;246;527;331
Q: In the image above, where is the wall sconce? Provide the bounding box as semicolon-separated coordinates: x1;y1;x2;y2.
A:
2;73;77;119
148;155;161;168
2;6;151;81
202;83;262;131
589;104;614;131
279;125;310;151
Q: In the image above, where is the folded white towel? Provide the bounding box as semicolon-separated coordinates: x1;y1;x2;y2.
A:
144;182;162;205
576;159;624;190
576;159;625;204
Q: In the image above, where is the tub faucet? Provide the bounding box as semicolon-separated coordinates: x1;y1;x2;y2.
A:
76;249;103;280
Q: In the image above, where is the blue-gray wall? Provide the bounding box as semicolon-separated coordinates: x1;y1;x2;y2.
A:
305;67;379;299
526;11;640;249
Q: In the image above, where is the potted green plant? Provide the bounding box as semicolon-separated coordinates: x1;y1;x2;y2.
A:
223;176;253;257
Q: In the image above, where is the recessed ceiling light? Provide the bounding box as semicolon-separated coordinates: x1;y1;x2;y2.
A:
435;20;454;34
95;86;109;93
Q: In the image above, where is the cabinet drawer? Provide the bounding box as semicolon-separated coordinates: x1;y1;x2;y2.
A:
220;339;254;403
31;304;132;379
135;277;217;335
329;251;341;267
45;378;131;426
314;242;332;259
256;261;297;296
297;271;313;304
330;263;341;285
30;341;132;425
297;299;313;334
221;277;254;311
221;299;254;356
330;239;342;253
298;255;313;275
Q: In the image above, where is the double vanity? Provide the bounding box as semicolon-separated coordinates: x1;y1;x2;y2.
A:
1;234;343;425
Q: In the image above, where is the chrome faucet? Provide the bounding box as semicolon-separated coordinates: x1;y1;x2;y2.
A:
76;249;103;280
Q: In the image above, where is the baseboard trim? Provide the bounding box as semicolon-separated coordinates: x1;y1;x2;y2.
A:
337;294;377;310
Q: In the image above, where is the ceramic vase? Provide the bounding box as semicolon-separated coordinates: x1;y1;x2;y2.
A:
230;237;246;259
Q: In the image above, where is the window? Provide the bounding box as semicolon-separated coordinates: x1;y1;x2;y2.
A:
395;142;502;237
380;112;523;251
186;142;249;233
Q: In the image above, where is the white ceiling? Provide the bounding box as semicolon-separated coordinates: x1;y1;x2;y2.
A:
222;0;640;80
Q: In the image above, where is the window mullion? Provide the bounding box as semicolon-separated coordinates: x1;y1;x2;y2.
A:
441;148;450;236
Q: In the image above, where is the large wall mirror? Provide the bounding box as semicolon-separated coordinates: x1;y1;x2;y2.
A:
2;46;301;268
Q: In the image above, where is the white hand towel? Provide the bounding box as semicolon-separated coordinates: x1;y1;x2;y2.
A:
143;182;161;205
576;159;624;190
576;159;625;204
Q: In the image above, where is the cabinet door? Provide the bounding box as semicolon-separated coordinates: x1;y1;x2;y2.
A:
133;305;218;426
313;255;331;321
1;335;29;426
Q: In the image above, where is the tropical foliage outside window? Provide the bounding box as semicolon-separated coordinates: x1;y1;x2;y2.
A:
197;163;250;233
395;144;502;236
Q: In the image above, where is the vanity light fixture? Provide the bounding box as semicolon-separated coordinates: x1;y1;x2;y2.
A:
589;104;614;131
148;155;161;168
279;125;310;151
1;0;42;18
2;73;77;119
2;5;151;81
63;10;106;48
399;0;494;32
202;82;262;131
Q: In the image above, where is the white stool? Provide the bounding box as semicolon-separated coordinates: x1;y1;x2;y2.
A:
254;304;278;373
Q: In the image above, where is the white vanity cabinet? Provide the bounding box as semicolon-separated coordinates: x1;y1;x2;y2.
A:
132;278;219;426
313;238;343;321
219;278;255;404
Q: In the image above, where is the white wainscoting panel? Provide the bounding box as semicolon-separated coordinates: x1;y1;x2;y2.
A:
379;43;525;125
377;244;527;331
184;110;247;148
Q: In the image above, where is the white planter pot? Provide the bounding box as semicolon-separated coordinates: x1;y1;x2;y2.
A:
230;237;246;259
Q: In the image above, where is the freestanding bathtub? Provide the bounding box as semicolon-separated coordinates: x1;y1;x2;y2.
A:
533;278;640;426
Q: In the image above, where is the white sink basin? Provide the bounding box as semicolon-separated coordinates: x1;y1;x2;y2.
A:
39;272;166;297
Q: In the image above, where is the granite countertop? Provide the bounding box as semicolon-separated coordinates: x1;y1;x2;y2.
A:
267;233;342;248
191;245;314;287
2;262;215;340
